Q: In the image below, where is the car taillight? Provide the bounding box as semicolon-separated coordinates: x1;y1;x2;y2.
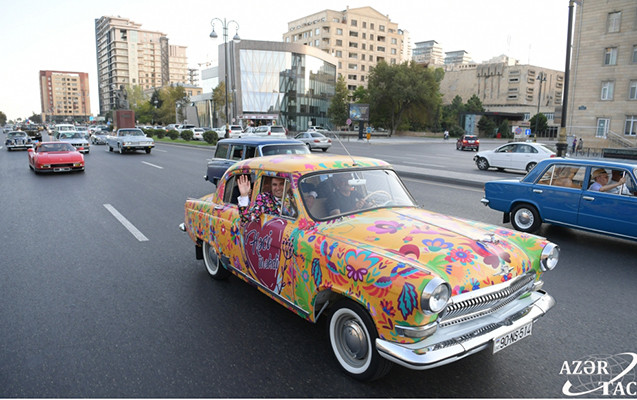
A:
314;139;320;143
550;154;556;157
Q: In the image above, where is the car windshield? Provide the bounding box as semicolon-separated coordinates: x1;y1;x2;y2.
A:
120;129;144;136
38;143;74;152
300;169;415;220
261;144;310;155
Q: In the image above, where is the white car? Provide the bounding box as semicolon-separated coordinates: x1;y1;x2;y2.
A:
294;131;332;152
473;142;556;173
191;128;205;140
254;125;287;137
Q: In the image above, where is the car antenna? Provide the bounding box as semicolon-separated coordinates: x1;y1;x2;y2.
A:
332;132;358;166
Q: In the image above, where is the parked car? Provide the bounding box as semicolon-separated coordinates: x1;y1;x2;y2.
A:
481;158;637;240
456;134;480;151
254;125;287;137
191;128;205;140
54;128;90;154
204;137;310;185
5;131;33;151
27;142;85;173
107;128;154;154
474;142;556;173
181;153;559;380
294;131;332;152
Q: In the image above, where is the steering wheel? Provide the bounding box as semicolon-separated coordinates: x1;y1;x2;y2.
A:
362;190;392;206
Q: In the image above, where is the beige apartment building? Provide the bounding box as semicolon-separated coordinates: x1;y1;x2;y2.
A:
283;6;411;92
94;16;190;115
567;0;637;148
39;70;91;123
439;56;565;134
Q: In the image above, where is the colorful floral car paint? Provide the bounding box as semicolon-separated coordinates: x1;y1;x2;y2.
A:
180;154;559;380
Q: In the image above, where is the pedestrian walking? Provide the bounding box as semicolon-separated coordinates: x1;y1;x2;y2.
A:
576;138;583;154
572;136;577;153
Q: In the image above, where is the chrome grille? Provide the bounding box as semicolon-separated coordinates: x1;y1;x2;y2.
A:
439;273;535;328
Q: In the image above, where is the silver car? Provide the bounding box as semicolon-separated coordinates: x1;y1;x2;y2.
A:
55;130;90;154
5;131;33;151
294;131;332;152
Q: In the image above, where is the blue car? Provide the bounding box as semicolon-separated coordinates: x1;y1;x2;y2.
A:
481;158;637;241
204;137;310;185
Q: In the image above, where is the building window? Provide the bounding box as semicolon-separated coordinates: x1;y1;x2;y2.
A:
377;46;385;52
349;52;358;59
391;48;397;55
349;42;358;48
336;28;343;35
604;47;618;65
626;116;637;136
335;50;342;57
370;23;374;30
351;19;357;27
349;31;358;37
315;28;320;35
379;25;385;32
608;11;621;33
315;39;319;46
391;38;397;45
336;39;342;46
630;81;637;100
601;81;614;100
348;63;358;70
348;74;357;80
597;118;610;137
633;45;637;63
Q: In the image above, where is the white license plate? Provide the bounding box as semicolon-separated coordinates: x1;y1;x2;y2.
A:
493;322;532;353
54;167;71;172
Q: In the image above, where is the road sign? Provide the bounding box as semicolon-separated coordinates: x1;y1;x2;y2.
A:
525;129;532;136
346;118;352;126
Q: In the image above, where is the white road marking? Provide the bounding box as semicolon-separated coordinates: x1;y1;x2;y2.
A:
141;161;163;169
103;204;149;242
153;148;168;152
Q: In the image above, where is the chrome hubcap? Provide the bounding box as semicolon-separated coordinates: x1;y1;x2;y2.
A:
341;320;368;361
515;209;533;229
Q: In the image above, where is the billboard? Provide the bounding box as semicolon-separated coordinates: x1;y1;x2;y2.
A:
348;103;369;121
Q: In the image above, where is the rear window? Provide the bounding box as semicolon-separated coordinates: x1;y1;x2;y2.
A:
270;126;285;133
261;144;310;156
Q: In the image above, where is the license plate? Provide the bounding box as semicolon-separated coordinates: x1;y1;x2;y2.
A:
493;322;532;353
54;167;71;172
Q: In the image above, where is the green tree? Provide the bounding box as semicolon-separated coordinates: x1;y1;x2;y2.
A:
465;94;485;113
351;85;369;103
530;113;548;135
212;82;229;127
0;111;6;126
367;61;442;135
477;116;497;136
441;95;464;131
498;119;512;138
154;85;188;126
28;113;42;123
328;75;349;129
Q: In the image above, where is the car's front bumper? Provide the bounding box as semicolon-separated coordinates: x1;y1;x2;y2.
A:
376;290;555;370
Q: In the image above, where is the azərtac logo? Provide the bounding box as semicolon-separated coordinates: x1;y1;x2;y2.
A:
560;352;637;396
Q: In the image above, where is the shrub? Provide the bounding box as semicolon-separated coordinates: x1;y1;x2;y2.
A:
156;129;165;139
449;125;465;137
167;129;179;140
203;130;218;144
143;129;154;138
180;130;193;141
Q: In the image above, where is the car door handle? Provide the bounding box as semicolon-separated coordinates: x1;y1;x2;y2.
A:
533;189;543;193
214;205;225;210
583;196;595;201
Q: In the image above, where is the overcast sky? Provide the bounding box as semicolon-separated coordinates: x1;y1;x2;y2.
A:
0;0;572;121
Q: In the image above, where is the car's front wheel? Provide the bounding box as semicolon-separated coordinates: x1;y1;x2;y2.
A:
202;241;230;280
526;162;537;173
145;148;151;154
511;203;541;232
118;145;124;154
328;299;392;381
476;157;490;170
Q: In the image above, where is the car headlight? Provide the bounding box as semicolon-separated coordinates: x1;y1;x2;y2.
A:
421;277;451;314
540;243;559;271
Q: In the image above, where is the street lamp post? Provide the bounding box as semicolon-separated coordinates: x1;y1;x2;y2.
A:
535;72;547;140
557;0;578;157
210;18;240;139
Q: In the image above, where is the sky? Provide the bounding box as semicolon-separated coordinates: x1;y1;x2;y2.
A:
0;0;571;121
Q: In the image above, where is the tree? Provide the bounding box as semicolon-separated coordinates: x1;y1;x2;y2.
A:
212;82;229;127
28;113;42;124
367;61;442;135
351;86;369;103
0;111;6;126
441;95;464;132
465;94;485;113
328;75;349;129
530;113;548;135
477;116;497;136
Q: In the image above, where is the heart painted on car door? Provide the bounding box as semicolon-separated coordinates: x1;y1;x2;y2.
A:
243;218;287;292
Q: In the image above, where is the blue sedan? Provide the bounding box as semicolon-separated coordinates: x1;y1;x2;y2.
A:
481;158;637;241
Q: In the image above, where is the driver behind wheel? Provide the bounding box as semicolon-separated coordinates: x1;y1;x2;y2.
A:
327;173;366;215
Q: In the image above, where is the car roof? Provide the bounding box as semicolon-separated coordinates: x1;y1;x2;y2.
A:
233;154;391;175
217;137;303;145
535;157;637;169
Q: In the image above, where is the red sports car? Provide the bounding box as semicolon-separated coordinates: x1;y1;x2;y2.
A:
28;142;85;173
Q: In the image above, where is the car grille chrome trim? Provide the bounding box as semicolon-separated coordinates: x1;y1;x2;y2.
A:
439;273;536;328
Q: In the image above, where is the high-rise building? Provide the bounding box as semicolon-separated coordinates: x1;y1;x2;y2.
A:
413;40;444;66
567;0;637;148
283;6;410;92
94;16;189;116
39;70;91;123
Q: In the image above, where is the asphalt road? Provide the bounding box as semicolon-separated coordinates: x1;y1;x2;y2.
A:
1;136;636;397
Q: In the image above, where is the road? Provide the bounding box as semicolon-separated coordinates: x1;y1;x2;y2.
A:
1;136;635;397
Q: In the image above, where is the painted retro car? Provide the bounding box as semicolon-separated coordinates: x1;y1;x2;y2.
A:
180;154;559;380
481;158;637;241
5;131;33;151
27;141;85;173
